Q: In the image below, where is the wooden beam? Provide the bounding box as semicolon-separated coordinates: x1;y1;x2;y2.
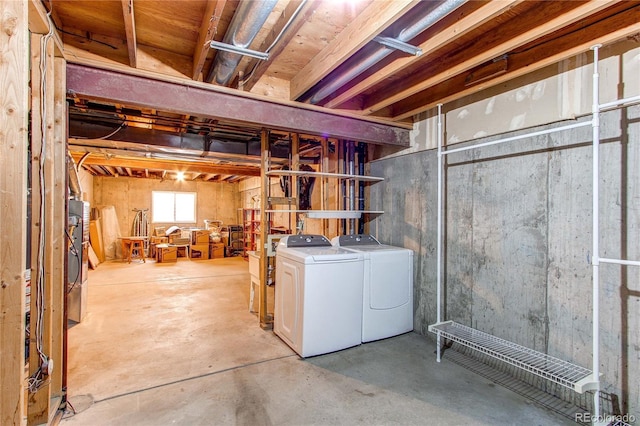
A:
259;129;270;329
363;0;618;116
50;56;67;406
324;0;523;109
289;0;418;100
66;64;410;146
392;2;640;121
28;32;55;425
241;0;320;92
121;0;137;68
192;0;227;81
70;152;261;177
0;1;29;424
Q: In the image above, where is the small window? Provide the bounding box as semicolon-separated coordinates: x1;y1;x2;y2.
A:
152;191;196;224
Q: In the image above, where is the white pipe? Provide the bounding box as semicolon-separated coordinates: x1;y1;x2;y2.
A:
591;43;602;420
599;95;640;110
436;103;443;363
442;121;591;156
599;257;640;267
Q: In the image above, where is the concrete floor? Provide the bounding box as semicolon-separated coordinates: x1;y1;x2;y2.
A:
62;256;575;425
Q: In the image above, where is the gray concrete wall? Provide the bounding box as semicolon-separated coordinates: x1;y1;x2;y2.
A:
370;105;639;418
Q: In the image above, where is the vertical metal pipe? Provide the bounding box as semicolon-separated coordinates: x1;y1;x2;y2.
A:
348;141;356;234
357;142;366;234
340;141;347;234
436;104;443;363
591;44;602;419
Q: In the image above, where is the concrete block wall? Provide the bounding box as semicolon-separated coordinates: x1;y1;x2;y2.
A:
370;105;639;418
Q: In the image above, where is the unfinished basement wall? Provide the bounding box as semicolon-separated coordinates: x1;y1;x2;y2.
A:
78;168;94;204
92;177;240;236
370;38;639;419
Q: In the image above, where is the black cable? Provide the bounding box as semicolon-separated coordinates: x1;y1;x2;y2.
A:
65;227;81;293
58;28;118;50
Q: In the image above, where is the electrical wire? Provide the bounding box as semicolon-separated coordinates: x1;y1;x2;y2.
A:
71;120;126;140
65;226;81;293
29;10;55;394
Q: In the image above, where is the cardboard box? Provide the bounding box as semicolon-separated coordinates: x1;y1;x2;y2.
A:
151;236;168;244
210;242;225;259
169;235;190;245
156;244;177;263
191;230;210;245
190;243;209;260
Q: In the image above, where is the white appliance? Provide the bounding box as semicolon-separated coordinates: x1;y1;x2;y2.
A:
274;234;364;358
332;234;413;343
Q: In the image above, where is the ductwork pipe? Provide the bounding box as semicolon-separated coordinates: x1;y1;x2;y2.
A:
207;0;278;86
304;0;466;104
67;154;82;200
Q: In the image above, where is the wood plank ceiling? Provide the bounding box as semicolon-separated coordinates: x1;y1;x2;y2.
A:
47;0;640;181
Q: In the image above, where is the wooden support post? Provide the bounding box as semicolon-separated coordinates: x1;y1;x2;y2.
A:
259;129;271;328
50;57;67;402
28;31;62;424
0;1;29;424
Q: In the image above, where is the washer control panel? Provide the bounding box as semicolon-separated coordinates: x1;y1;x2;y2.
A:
336;234;380;246
285;234;332;247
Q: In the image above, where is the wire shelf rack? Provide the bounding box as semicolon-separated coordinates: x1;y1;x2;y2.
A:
428;321;597;393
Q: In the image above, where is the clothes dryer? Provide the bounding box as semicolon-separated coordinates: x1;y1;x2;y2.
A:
274;234;364;357
332;234;413;342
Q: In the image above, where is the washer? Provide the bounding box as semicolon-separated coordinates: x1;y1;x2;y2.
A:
332;234;413;343
274;234;364;358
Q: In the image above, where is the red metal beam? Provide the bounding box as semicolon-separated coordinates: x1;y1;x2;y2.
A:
66;64;410;146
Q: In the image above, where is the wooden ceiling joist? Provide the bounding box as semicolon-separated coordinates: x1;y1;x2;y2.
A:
121;0;137;68
192;0;227;81
66;63;410;146
361;0;620;117
70;152;261;177
289;0;419;101
323;0;522;109
241;0;320;92
391;2;640;121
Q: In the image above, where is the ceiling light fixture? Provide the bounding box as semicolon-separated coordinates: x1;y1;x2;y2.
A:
209;41;269;61
176;171;185;181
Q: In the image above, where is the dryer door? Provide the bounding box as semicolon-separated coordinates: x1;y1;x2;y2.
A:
369;252;411;310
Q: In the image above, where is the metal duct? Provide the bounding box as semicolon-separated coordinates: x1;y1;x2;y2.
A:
207;0;278;86
68;154;82;200
304;0;466;105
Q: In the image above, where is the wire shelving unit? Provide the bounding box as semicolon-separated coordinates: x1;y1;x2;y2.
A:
429;43;640;419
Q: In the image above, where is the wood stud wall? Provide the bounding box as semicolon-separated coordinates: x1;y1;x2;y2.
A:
1;1;29;424
1;1;67;423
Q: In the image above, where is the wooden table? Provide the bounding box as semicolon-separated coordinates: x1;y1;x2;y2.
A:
120;236;148;263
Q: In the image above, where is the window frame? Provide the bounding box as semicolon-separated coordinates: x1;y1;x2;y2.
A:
151;190;197;224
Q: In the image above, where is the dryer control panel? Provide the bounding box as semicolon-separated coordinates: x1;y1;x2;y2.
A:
284;234;332;247
336;234;380;246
